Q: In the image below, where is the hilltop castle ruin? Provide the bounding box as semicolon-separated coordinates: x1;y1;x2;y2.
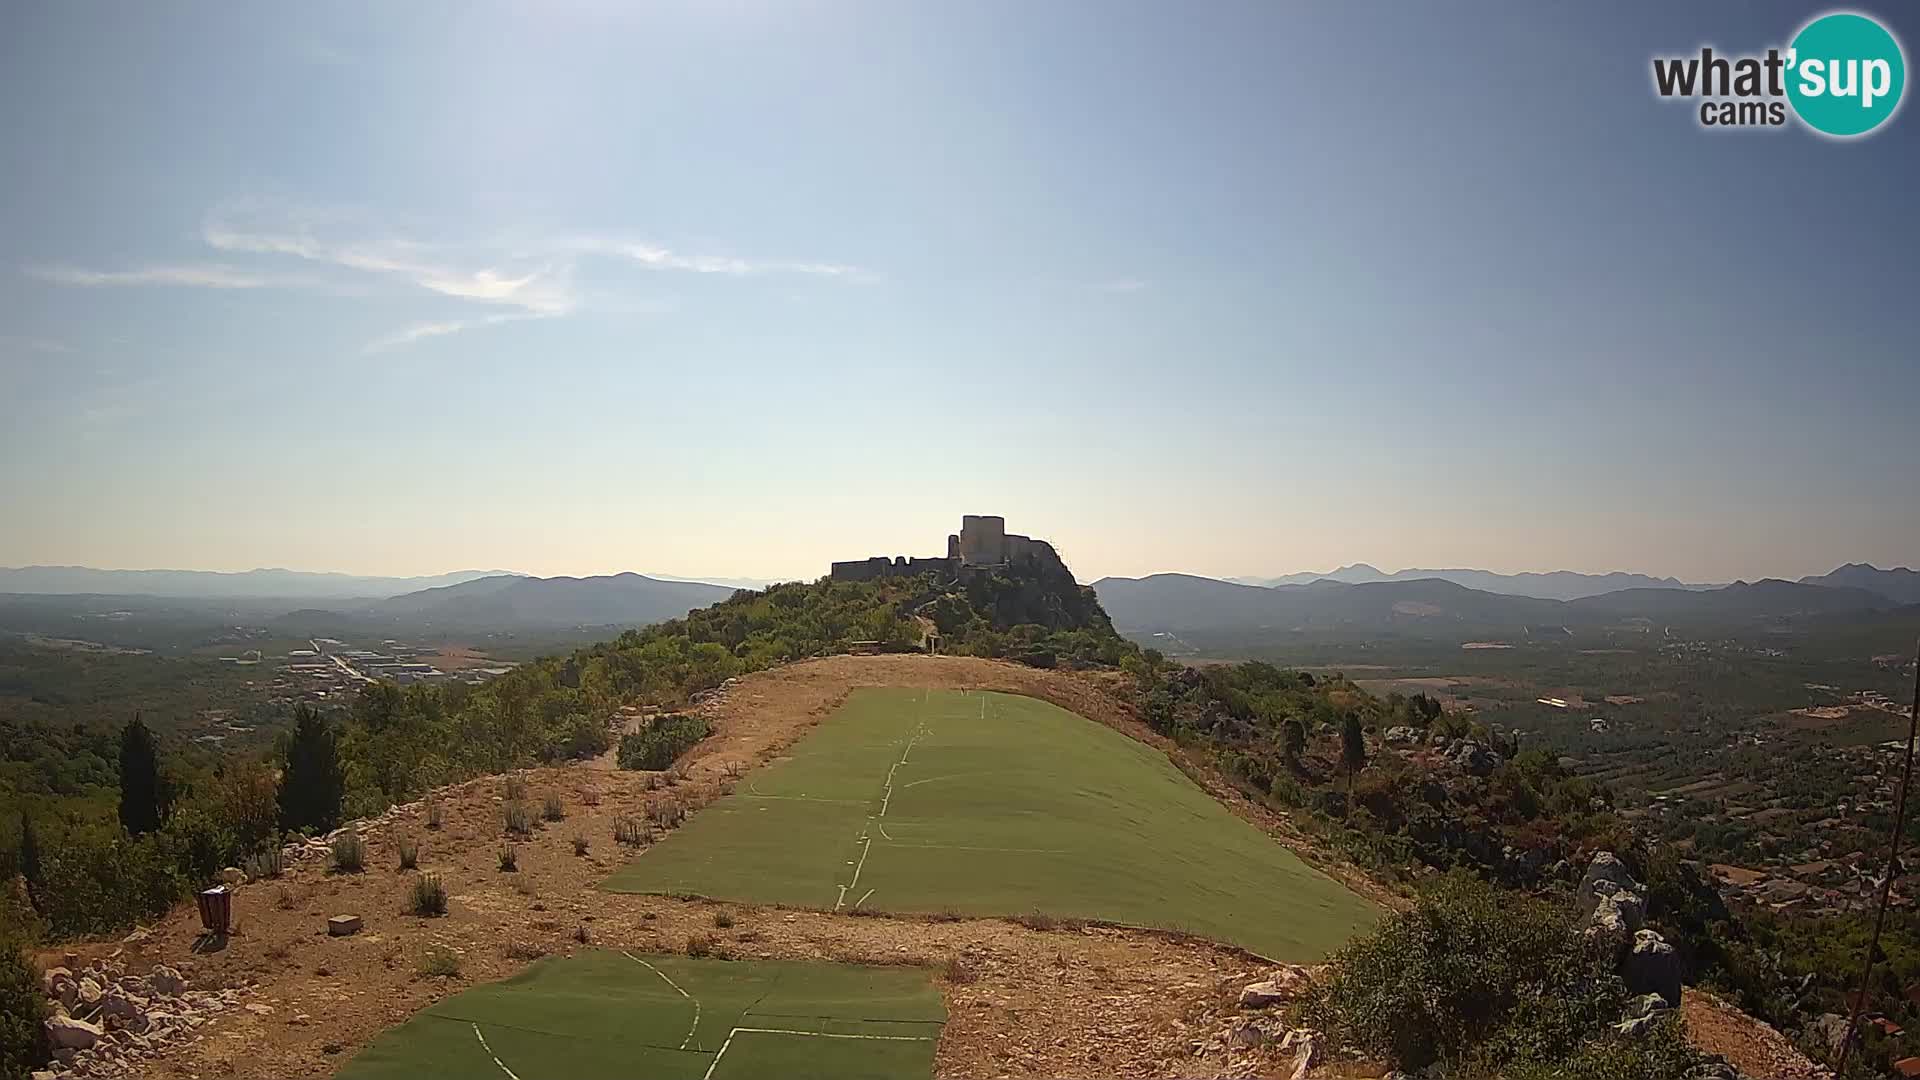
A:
829;515;1065;582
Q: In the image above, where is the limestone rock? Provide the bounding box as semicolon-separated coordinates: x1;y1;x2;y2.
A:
1623;929;1682;1007
147;966;184;996
1578;851;1643;912
100;990;140;1023
1285;1031;1319;1080
45;1015;103;1052
1238;969;1311;1008
1590;889;1647;934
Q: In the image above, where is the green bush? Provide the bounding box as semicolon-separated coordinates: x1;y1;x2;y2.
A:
408;874;447;917
417;944;461;978
617;714;712;772
0;939;49;1078
504;801;533;837
37;830;184;939
329;829;366;873
1302;872;1630;1072
243;843;284;882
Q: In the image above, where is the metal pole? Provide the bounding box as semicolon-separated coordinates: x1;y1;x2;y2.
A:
1837;637;1920;1073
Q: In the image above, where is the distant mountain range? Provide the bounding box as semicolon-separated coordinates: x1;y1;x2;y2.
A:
1799;563;1920;605
0;566;522;600
1093;568;1908;640
1227;563;1714;601
362;573;737;628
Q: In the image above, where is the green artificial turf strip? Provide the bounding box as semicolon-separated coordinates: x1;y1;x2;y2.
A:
706;1028;938;1080
603;688;1378;961
333;951;944;1080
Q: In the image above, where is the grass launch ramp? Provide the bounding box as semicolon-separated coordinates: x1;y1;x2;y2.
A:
334;950;945;1080
604;687;1377;960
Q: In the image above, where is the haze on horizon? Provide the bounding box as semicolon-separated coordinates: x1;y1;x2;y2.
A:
4;3;1916;588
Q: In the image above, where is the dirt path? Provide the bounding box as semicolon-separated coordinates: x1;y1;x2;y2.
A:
1683;990;1829;1079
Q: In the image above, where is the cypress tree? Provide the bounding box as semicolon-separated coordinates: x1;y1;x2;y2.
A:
1341;714;1367;801
16;815;39;914
118;715;165;836
277;706;345;834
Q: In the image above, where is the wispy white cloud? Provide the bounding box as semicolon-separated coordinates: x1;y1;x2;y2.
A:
26;263;301;289
203;202;580;316
33;198;872;351
576;238;871;280
363;312;547;353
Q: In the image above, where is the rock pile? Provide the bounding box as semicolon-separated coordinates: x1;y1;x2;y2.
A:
35;959;251;1080
1215;965;1323;1079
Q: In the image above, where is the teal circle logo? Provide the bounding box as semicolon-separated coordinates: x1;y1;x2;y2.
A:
1787;12;1906;137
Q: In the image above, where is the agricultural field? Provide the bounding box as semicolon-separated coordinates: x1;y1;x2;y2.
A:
605;688;1377;960
335;950;945;1080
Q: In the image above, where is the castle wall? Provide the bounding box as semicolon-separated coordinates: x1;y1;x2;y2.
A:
830;516;1056;581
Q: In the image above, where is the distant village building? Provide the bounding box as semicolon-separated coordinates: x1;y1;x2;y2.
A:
829;515;1065;582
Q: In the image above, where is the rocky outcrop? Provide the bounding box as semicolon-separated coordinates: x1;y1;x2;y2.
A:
1576;852;1683;1011
34;956;251;1080
1624;928;1682;1007
1441;738;1500;776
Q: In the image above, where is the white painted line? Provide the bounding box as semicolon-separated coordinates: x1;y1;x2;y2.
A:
623;952;701;1050
703;1022;938;1077
740;792;866;805
472;1024;523;1080
852;887;875;910
848;835;874;891
734;1026;935;1041
876;842;1069;854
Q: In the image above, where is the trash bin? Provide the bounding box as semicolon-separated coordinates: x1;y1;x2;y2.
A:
197;885;231;935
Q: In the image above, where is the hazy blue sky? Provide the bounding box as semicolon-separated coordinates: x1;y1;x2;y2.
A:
3;2;1915;584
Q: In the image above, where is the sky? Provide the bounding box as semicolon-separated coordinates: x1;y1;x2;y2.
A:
2;1;1916;586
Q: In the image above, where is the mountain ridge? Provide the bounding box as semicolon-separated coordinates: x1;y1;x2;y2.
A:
0;565;524;600
1093;571;1897;638
1227;563;1715;600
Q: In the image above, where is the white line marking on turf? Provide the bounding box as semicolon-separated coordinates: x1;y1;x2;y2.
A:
624;952;701;1050
472;1024;523;1080
837;695;932;911
701;1025;937;1080
853;887;875;910
875;842;1069;854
